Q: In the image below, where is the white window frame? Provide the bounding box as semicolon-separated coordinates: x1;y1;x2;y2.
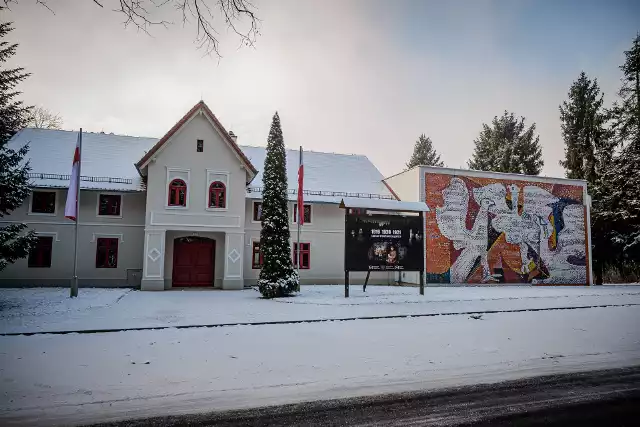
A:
205;169;229;212
166;167;191;210
251;201;263;224
292;202;313;225
96;192;123;218
34;231;60;242
28;189;59;216
91;232;125;243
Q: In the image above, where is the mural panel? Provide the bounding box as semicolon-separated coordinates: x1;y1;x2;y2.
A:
425;172;588;285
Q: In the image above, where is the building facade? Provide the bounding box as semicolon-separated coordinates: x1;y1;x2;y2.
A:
0;102;593;289
0;102;399;289
384;167;593;285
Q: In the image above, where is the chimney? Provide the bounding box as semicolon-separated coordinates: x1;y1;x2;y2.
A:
229;131;238;143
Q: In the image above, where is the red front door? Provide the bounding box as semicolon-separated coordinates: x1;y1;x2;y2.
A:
172;238;215;287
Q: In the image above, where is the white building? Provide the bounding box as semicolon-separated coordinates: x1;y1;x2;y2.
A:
1;101;592;289
0;101;406;290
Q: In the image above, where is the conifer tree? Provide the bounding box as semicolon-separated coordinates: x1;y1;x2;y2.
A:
406;134;444;168
257;112;298;298
467;111;543;175
559;71;610;184
598;34;640;267
0;22;36;271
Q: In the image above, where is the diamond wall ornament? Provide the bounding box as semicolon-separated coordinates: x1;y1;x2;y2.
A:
148;248;161;262
227;249;240;263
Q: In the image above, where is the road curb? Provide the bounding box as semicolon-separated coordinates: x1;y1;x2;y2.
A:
2;302;639;337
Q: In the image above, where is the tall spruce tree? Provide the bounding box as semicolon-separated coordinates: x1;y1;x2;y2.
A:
559;72;609;184
467;111;543;175
0;21;36;271
598;34;640;267
257;112;298;298
559;71;614;284
406;134;444;168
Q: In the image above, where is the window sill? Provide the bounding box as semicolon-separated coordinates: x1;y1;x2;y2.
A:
97;214;123;219
27;212;57;217
165;205;189;210
205;207;229;212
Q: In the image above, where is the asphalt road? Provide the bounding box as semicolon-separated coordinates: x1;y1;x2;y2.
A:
91;366;640;427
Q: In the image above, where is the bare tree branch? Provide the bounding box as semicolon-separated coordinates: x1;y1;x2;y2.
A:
35;0;54;14
26;106;63;129
4;0;260;57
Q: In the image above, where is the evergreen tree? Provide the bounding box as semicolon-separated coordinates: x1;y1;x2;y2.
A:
406;134;444;168
258;112;298;298
467;111;543;175
610;34;640;148
559;71;610;184
598;34;640;268
0;22;36;271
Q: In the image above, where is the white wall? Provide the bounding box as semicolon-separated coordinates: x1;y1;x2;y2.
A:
243;200;396;285
144;112;248;229
384;168;420;202
141;111;250;290
0;189;146;287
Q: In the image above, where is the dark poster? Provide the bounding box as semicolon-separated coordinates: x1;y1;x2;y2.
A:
345;212;424;271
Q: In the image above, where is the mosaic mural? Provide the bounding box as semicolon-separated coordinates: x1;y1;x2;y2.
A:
425;172;589;285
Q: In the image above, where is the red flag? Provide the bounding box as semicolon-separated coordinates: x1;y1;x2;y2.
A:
64;132;82;221
297;147;304;225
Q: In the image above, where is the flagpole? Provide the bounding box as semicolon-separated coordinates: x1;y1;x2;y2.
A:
296;146;302;292
70;129;82;298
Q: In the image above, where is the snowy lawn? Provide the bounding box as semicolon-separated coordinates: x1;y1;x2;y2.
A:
1;285;640;334
1;305;639;426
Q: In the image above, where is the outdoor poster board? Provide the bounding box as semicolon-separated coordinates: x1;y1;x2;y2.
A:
345;211;424;272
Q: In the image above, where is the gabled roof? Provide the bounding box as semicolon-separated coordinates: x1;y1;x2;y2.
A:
8;128;155;192
7;129;395;203
135;101;258;179
242;146;394;203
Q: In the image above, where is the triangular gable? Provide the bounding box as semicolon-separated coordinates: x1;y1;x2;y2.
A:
136;101;258;181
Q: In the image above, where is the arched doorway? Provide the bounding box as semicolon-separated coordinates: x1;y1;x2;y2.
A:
172;237;215;287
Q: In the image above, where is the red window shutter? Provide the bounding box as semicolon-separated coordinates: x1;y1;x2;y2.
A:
252;241;263;269
208;181;226;208
28;236;53;268
293;242;310;269
168;179;187;206
96;238;119;268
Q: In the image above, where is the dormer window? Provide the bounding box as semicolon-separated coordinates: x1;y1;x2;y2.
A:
168;179;187;206
208;181;226;209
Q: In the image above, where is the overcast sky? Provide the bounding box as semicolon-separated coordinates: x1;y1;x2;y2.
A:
5;0;640;178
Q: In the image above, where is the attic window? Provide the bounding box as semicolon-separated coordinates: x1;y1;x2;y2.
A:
197;139;204;152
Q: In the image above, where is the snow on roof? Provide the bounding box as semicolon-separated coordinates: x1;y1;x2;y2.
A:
7;129;394;201
339;197;429;212
8;128;156;192
241;146;394;203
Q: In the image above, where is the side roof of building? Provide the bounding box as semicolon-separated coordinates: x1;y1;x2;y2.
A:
8;128;394;201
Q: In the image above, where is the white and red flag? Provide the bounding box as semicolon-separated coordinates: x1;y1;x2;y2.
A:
64;131;82;221
297;147;304;225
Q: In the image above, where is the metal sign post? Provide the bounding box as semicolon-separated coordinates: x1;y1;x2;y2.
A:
340;200;427;298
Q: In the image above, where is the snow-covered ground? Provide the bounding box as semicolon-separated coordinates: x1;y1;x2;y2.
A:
1;285;639;334
1;303;639;426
